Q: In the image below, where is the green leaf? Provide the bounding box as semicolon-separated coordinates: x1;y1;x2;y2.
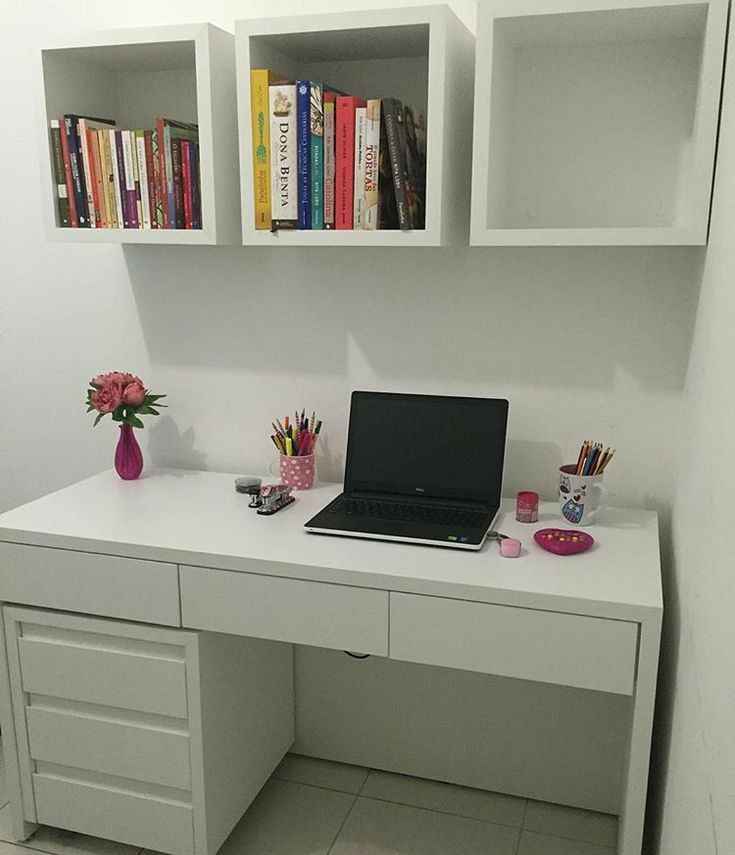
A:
93;412;105;427
128;414;145;429
86;404;95;413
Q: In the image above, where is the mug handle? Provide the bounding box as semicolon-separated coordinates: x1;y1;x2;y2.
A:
267;458;281;478
586;482;608;522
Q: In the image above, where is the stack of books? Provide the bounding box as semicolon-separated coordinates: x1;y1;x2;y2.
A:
250;72;426;231
49;115;201;230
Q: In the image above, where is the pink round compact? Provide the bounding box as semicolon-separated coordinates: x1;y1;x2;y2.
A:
534;528;594;556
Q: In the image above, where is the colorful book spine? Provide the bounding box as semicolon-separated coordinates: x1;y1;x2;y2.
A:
269;80;297;228
190;143;201;229
335;96;365;230
310;82;324;230
100;129;116;229
296;80;311;229
144;131;157;229
132;134;142;228
64;117;89;226
181;140;192;229
382;99;409;230
88;129;105;228
78;120;97;227
353;106;367;228
49;120;70;227
364;100;381;230
121;131;139;228
58;118;78;227
151;131;164;229
323;92;336;228
114;131;129;228
250;69;272;229
155;118;170;228
378;117;399;229
108;129;124;229
171;139;184;229
136;131;151;229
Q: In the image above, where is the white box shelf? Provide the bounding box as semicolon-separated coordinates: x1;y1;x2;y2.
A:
40;24;239;244
470;0;728;246
236;5;474;246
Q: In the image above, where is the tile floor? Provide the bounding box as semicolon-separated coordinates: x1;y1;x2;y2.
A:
0;746;618;855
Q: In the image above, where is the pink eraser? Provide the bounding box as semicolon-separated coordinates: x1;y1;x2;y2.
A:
500;537;522;558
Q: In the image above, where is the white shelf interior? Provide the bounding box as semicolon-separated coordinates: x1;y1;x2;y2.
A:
236;6;474;246
471;0;728;245
40;24;239;244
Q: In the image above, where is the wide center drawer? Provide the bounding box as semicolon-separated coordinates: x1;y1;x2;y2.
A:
180;565;389;655
389;593;639;695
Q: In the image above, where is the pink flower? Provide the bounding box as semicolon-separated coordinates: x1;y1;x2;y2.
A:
122;380;146;407
90;384;122;414
91;371;136;389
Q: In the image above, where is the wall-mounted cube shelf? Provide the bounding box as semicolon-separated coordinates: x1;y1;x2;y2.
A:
236;5;474;246
470;0;728;246
40;24;239;244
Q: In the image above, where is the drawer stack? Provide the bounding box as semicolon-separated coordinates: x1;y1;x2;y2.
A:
3;606;294;855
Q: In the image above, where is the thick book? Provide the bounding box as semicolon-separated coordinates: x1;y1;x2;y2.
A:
250;69;277;229
181;140;193;229
135;131;152;229
78;117;115;228
114;131;130;228
100;129;117;229
108;129;124;229
63;116;89;227
190;142;201;229
87;129;106;228
323;91;336;228
377;116;399;230
157;117;199;229
381;99;410;230
310;82;324;230
269;80;297;228
296;80;311;229
171;139;184;229
151;131;164;229
49;120;70;227
335;95;366;230
404;105;426;230
363;100;381;230
353;106;367;228
144;131;157;229
121;131;139;228
58;119;78;226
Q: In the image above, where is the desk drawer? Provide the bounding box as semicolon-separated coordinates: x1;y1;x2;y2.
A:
34;774;194;855
389;593;638;695
180;565;389;655
0;542;179;625
26;706;191;790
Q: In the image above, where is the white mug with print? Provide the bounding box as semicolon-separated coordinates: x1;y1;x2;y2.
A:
558;464;607;526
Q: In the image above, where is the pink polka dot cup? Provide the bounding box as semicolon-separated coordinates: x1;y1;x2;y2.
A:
279;453;315;490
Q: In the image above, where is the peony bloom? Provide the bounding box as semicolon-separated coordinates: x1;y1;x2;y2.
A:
122;380;146;407
90;384;122;414
91;371;136;389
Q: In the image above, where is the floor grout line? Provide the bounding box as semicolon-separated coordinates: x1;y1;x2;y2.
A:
326;792;361;855
513;800;529;855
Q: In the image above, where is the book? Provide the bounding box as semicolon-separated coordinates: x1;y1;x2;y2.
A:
135;131;152;229
95;129;111;228
58;119;78;227
87;129;106;228
381;99;410;230
404;105;426;230
157;117;199;229
363;100;381;230
310;82;324;230
144;131;157;229
63;116;89;227
108;129;124;229
49;120;70;227
121;130;139;229
190;143;201;229
181;140;193;229
100;129;118;229
250;69;277;230
132;133;142;228
151;131;164;229
296;80;311;229
323;91;336;228
78;117;115;228
171;139;184;229
353;106;367;228
269;80;298;228
114;131;129;228
335;95;365;230
377;116;399;230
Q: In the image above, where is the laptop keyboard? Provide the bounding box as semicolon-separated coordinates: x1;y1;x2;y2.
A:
330;497;488;528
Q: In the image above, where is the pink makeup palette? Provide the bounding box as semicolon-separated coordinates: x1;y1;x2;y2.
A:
534;528;594;556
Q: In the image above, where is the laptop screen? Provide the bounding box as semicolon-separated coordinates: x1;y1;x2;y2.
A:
344;392;509;504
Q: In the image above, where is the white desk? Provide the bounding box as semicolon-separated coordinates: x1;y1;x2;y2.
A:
0;468;662;855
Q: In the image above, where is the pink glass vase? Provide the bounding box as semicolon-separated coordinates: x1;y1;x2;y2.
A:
114;424;143;480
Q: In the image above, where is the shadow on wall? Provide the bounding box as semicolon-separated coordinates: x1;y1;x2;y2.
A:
148;415;207;469
123;244;702;392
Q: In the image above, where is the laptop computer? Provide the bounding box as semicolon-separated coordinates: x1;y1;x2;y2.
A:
304;391;509;550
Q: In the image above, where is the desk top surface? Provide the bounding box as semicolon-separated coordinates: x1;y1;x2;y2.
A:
0;468;662;620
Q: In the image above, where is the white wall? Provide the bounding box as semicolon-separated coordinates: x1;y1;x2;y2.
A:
0;0;727;850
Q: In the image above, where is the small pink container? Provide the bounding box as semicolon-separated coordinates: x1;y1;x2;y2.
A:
279;454;315;490
516;491;539;523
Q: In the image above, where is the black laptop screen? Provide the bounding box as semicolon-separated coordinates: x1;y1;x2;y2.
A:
343;392;509;504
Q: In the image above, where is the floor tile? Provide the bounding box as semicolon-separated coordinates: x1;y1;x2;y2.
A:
517;830;615;855
0;844;40;854
329;796;519;855
273;754;369;794
524;801;617;848
202;779;354;855
0;805;139;854
362;770;526;827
